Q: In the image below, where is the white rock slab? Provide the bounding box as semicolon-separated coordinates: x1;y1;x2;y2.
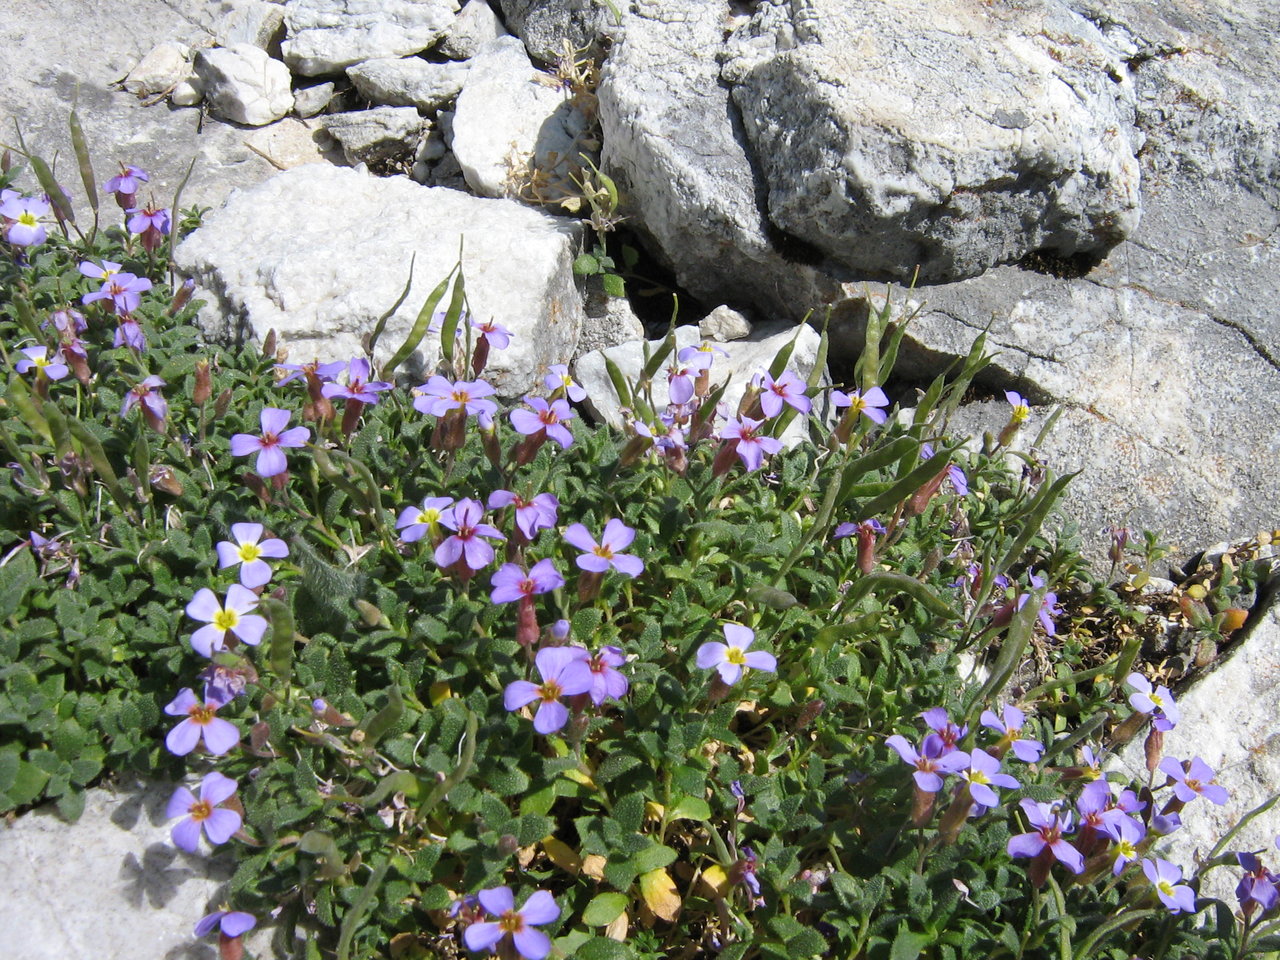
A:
320;106;424;164
174;164;585;397
282;0;459;76
348;56;470;111
215;0;286;50
122;41;192;97
438;0;508;61
450;36;590;198
1114;601;1280;902
0;779;274;960
194;44;294;126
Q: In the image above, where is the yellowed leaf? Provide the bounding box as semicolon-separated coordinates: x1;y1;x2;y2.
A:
644;801;665;822
698;864;730;899
562;768;596;789
604;910;629;942
639;867;681;922
542;836;582;874
428;682;452;705
582;854;607;880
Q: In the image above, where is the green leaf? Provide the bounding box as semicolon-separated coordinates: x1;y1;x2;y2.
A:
889;924;932;960
361;685;405;746
582;892;630;926
365;253;416;361
666;796;711;821
601;273;626;299
573;253;601;276
629;843;677;875
261;596;297;685
381;264;457;380
0;548;37;620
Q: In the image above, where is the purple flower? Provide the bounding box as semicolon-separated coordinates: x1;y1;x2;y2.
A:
490;559;564;604
921;707;967;753
14;345;69;381
472;317;512;349
126;204;170;251
504;647;594;734
757;370;811;418
543;363;586;402
412;375;497;418
1158;756;1230;805
104;164;149;208
488;490;559;541
163;688;239;756
1237;853;1279;916
230;407;311;477
885;734;969;792
583;646;628;705
563;519;643;577
120;376;168;429
721;416;782;472
667;351;713;405
0;194;50;246
463;886;559;960
833;518;884;540
1014;571;1062;635
396;496;454;542
920;443;969;496
1142;858;1196;914
696;624;776;685
82;272;152;315
275;358;345;387
46;306;87;335
980;704;1044;763
510;396;575;449
435;498;505;571
320;357;393;404
185;584;269;657
1007;799;1083;874
1126;672;1179;731
1101;815;1145;876
831;386;890;425
114;317;147;352
167;771;241;853
194;910;256;939
960;748;1019;807
215;522;288;588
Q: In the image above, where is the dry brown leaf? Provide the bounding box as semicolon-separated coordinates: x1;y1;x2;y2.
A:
639;867;681;922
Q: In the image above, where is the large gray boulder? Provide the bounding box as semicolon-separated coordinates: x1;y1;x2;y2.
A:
174;164;587;397
496;0;608;64
347;56;470;111
282;0;459;76
722;0;1143;283
597;1;841;321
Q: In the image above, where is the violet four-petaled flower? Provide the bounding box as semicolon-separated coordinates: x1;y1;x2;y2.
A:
164;688;239;756
1127;672;1180;731
696;624;777;686
980;703;1044;762
1007;798;1084;873
1159;756;1230;805
563;519;643;577
885;733;969;793
510;396;575;449
167;771;241;853
757;370;811;418
435;498;505;571
831;386;890;424
1143;858;1196;914
463;886;559;960
504;647;594;734
215;523;289;588
194;910;257;939
186;584;269;657
397;496;454;543
229;407;311;478
490;559;564;604
721;416;782;472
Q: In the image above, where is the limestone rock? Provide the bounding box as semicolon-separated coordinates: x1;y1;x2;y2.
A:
699;305;752;343
597;1;840;322
215;0;286;50
721;0;1142;283
573;322;825;447
292;80;335;117
0;779;275;960
439;0;508;61
348;57;470;111
450;36;591;199
121;41;192;97
497;0;607;64
578;278;645;355
319;106;423;165
174;164;585;397
1113;599;1280;903
194;44;294;126
169;79;203;106
282;0;459;76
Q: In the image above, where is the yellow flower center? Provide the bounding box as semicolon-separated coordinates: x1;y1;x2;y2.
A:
726;647;747;667
417;509;440;525
498;911;525;934
213;609;240;632
190;703;216;725
539;680;563;703
593;545;614;560
1158;880;1176;897
189;800;212;822
17;212;38;228
1011;404;1030;423
969;770;990;786
1149;692;1165;709
237;542;262;563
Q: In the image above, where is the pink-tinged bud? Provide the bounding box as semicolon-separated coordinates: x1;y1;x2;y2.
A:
169;278;196;316
794;699;825;731
1144;727;1164;774
480;421;502;471
906;465;949;517
711;440;739;478
261;328;277;359
937;785;972;845
911;784;935;827
219;930;246;960
213;388;233;420
737;386;763;421
515;596;540;647
577;570;603;605
150;464;183;496
1;150;10;174
511;431;545;466
340;398;365;440
497;834;520;855
619;434;653;468
193;359;212;405
857;524;878;575
471;336;491;377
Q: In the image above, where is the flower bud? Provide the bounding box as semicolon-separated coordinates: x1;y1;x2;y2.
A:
193;359;212;405
213;388;233;420
168;278;195;316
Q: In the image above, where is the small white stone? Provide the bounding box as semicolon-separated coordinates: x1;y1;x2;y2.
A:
699;305;753;342
122;41;191;96
169;79;203;107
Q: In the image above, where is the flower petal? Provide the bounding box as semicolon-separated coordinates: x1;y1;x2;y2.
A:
513;927;552;960
203;807;243;845
166;719;201;756
519;890;559;926
171;816;203;853
477;886;515;916
464;922;504;952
